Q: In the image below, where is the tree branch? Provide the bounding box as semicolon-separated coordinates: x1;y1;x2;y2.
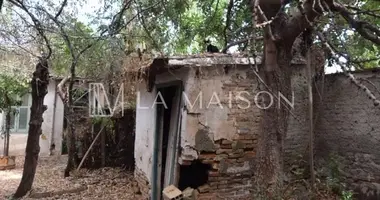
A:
317;31;380;107
346;6;380;18
57;76;70;103
224;0;234;48
8;0;52;59
136;2;160;50
54;0;67;20
328;2;380;45
277;0;321;43
222;35;263;53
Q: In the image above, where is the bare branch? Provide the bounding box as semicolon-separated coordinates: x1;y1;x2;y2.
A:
8;0;52;59
57;76;70;103
256;5;275;41
346;6;380;18
54;0;67;20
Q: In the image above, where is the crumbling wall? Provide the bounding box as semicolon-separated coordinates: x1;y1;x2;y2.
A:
134;61;329;199
179;65;258;199
314;70;380;199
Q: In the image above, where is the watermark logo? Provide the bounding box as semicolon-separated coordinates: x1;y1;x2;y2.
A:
88;83;124;117
88;83;295;118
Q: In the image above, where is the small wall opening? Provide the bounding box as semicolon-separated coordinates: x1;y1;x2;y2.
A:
178;160;211;190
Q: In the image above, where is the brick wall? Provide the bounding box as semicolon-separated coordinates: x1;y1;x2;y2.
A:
313;70;380;198
134;62;380;199
178;65;259;199
284;64;309;168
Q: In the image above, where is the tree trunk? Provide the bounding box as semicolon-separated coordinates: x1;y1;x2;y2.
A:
3;94;11;157
64;107;78;177
254;36;293;198
14;58;49;198
64;69;78;177
3;108;11;157
250;0;325;198
100;126;106;167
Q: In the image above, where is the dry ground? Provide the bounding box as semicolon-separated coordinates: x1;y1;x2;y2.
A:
0;155;145;200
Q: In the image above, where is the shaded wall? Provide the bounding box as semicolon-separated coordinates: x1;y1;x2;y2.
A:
0;79;64;156
313;70;380;199
283;66;380;198
284;64;309;167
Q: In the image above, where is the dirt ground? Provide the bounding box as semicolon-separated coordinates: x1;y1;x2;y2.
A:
0;155;145;200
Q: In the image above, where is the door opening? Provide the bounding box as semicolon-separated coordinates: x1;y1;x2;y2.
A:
154;82;182;200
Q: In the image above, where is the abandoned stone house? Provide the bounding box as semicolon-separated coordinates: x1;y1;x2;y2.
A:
133;54;380;200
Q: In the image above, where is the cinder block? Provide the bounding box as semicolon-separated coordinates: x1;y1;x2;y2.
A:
162;185;183;200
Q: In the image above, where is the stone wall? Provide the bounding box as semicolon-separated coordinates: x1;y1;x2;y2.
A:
313;70;380;199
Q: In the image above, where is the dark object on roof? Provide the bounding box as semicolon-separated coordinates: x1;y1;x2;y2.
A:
204;39;219;53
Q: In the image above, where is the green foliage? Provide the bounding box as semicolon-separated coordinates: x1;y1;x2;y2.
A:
0;74;29;111
324;153;355;199
49;19;125;78
135;0;251;54
341;190;353;200
325;153;344;194
133;0;379;67
91;117;113;128
316;0;380;70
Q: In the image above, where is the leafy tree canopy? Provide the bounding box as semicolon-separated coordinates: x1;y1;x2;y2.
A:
0;0;378;78
133;0;379;69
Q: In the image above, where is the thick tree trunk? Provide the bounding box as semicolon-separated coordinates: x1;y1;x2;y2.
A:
14;58;49;198
250;0;326;198
254;36;293;198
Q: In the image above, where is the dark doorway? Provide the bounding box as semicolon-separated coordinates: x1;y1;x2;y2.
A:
158;86;176;191
178;160;211;190
153;83;182;200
